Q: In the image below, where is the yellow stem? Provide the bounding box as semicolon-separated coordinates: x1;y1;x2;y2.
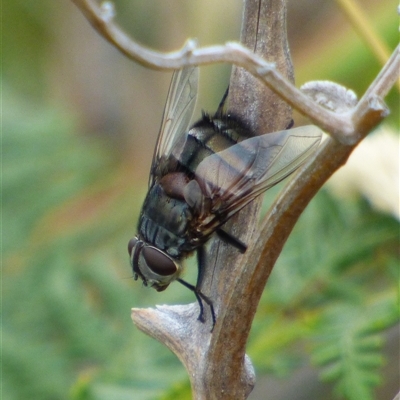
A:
335;0;400;91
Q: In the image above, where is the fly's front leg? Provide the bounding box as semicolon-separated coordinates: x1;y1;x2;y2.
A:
177;278;206;322
176;245;216;330
196;246;216;328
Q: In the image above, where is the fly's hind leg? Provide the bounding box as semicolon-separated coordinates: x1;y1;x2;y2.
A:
286;119;294;129
216;228;247;254
214;87;229;117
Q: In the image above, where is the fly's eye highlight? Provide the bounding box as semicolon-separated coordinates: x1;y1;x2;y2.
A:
128;237;138;256
142;247;177;276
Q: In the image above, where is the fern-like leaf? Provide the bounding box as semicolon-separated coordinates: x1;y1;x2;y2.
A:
311;297;397;400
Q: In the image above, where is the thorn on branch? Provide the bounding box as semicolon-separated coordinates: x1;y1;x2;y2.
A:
182;39;198;58
367;95;390;116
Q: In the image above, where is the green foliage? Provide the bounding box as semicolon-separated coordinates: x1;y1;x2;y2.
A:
160;380;192;400
249;190;399;398
3;89;189;400
3;91;111;255
312;302;390;400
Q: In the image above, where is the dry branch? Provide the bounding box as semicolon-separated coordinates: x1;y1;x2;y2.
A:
71;0;399;399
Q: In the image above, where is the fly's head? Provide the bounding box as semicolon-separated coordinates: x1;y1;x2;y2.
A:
128;237;181;291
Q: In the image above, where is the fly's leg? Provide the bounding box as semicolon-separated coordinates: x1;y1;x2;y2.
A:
177;246;216;329
286;119;294;129
176;278;216;329
196;245;207;291
216;228;247;254
214;87;229;117
176;229;246;331
196;245;216;328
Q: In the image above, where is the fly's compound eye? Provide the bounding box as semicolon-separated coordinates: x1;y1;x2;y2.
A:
128;237;138;256
142;247;177;276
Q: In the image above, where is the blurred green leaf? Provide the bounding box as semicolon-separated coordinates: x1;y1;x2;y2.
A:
160;379;192;400
250;189;398;396
310;298;395;399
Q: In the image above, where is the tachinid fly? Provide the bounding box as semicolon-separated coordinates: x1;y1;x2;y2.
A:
128;66;322;327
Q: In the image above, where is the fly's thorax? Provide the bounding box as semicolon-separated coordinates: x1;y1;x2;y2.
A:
139;183;196;257
128;237;183;291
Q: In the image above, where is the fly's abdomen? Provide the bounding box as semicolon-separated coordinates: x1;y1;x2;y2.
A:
172;114;253;175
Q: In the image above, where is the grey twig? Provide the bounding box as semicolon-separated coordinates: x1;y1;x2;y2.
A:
71;0;398;146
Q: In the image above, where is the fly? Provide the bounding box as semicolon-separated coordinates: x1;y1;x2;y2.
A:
128;66;322;327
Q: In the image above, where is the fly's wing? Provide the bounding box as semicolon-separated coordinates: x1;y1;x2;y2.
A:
191;126;322;231
149;66;199;187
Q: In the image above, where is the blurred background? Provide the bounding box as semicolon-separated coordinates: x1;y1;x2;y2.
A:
3;0;399;399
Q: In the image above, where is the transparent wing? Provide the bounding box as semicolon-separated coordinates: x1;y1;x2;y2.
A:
149;66;199;187
192;125;322;230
